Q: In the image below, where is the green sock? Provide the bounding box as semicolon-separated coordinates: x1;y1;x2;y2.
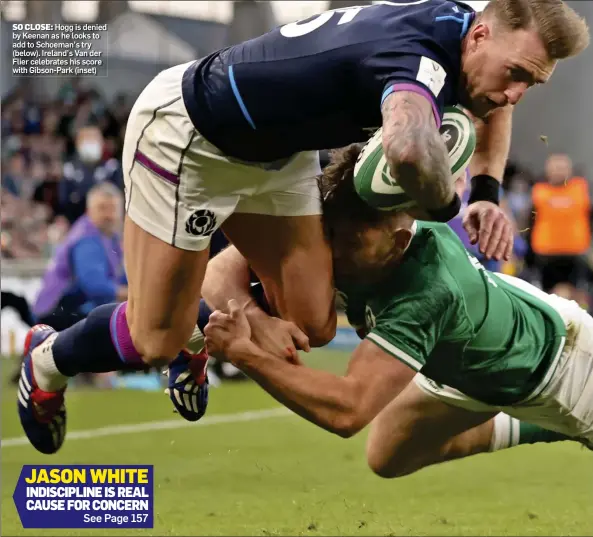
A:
490;414;571;451
517;421;571;445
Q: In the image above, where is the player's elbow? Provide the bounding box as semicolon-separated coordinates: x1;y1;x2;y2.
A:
331;411;367;439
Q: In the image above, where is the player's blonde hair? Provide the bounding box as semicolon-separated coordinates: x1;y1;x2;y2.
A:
483;0;590;59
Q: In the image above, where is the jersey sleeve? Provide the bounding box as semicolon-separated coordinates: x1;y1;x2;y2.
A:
363;46;451;128
363;2;474;126
365;280;456;372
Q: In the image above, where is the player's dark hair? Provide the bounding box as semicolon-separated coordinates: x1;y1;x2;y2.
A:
319;144;384;234
483;0;589;59
319;144;411;285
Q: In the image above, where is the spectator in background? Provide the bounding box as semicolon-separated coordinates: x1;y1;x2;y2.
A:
32;182;127;331
1;291;35;329
2;82;131;259
449;169;509;272
505;172;533;233
531;153;591;305
449;168;530;276
33;157;63;220
56;77;82;110
59;125;123;224
3;290;37;385
1;152;26;197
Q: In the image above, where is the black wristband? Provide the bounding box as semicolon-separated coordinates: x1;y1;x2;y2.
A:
427;193;462;223
468;174;500;205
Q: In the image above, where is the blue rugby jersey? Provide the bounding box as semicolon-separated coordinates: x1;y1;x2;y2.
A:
182;0;476;163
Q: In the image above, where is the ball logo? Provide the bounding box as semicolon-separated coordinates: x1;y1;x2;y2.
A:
381;162;398;188
440;125;459;155
439;111;475;179
365;305;376;331
371;154;401;194
185;209;217;237
369;153;416;210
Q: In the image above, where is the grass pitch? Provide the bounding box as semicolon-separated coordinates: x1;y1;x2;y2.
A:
2;350;592;536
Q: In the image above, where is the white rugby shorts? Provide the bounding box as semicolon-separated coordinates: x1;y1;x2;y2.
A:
122;61;322;251
415;277;593;443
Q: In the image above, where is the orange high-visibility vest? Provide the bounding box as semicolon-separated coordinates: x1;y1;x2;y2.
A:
531;177;591;255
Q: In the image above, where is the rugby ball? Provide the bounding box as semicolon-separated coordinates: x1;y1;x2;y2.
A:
353;106;476;211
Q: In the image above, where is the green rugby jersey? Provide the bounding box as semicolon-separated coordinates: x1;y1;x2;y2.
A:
339;222;567;406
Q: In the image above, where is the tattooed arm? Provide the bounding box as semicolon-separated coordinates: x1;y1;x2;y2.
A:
381;91;454;212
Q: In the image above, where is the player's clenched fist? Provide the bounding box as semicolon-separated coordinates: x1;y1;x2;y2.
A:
206;300;309;365
204;300;253;360
463;201;514;262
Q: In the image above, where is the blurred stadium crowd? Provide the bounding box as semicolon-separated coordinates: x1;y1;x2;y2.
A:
1;79;128;259
2;77;593;382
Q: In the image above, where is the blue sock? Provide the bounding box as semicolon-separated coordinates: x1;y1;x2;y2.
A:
50;302;145;376
197;300;212;333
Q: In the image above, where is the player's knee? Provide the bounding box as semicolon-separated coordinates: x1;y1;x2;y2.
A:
129;326;185;367
366;439;417;479
367;454;417;479
254;283;337;347
366;441;394;478
277;245;337;347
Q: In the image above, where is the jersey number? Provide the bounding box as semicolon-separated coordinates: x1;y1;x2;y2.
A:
280;5;369;37
280;1;430;37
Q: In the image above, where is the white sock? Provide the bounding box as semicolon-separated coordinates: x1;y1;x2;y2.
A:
489;413;521;452
31;333;68;392
185;324;205;354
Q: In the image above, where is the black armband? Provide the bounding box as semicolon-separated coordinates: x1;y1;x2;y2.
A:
468;174;500;206
427;193;461;223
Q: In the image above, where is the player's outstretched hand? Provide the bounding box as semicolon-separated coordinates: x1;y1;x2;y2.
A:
463;201;514;261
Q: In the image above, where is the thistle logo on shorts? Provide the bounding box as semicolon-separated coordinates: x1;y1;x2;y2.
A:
185;210;217;237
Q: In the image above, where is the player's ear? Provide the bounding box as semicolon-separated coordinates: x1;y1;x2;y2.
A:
393;226;413;253
390;211;414;250
469;21;490;49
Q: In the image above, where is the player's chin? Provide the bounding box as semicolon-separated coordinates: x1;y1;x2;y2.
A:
461;97;490;121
